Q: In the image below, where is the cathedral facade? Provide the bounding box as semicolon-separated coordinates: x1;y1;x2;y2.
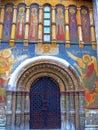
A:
0;0;98;129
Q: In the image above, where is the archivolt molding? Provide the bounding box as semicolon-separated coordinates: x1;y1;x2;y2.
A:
17;64;71;91
13;57;82;91
25;72;66;92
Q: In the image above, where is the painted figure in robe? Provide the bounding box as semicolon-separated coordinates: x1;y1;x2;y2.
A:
29;8;38;40
67;51;98;106
81;8;91;42
69;7;78;42
3;7;13;40
16;7;25;40
56;8;64;41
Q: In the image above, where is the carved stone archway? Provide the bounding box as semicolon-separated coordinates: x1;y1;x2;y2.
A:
6;56;85;130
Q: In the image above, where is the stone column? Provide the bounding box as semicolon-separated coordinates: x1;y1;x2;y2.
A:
10;6;17;46
51;6;56;47
4;91;12;128
69;92;75;129
11;92;16;129
20;92;25;130
89;8;97;49
24;6;30;46
65;7;70;48
15;92;21;129
38;6;43;47
79;91;85;130
24;92;29;129
77;7;84;48
75;92;80;129
61;92;66;130
0;5;4;40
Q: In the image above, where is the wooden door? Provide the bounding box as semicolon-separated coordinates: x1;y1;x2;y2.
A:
30;76;61;129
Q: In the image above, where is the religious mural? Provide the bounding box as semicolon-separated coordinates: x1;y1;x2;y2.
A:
69;5;78;42
3;4;13;41
35;44;59;55
0;3;95;45
0;88;6;103
0;47;28;88
29;5;38;41
56;6;65;41
81;6;91;42
0;48;14;88
0;0;98;128
16;4;26;40
67;51;98;107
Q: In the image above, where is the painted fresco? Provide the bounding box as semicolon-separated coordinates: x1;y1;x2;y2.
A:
16;4;26;40
0;42;97;108
56;6;65;41
0;0;97;129
67;52;98;107
3;4;13;41
35;44;59;55
66;46;98;108
29;5;38;41
0;88;6;103
81;6;91;42
0;48;14;87
69;6;78;42
0;47;28;88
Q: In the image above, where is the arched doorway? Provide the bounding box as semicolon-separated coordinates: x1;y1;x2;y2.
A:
30;76;61;129
6;56;85;130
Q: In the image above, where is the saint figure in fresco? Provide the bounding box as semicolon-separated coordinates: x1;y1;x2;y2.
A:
81;8;91;42
3;7;13;40
69;7;78;42
29;8;38;40
67;51;98;106
16;7;25;40
56;8;64;41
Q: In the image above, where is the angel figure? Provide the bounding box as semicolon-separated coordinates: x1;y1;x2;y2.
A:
67;51;98;106
0;48;28;88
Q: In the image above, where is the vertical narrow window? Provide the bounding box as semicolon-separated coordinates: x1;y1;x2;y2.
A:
16;4;26;40
3;4;13;41
69;5;78;42
56;5;65;41
81;6;91;42
29;5;38;41
43;5;51;42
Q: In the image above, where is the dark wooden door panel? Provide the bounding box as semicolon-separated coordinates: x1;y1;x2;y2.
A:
30;76;61;129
